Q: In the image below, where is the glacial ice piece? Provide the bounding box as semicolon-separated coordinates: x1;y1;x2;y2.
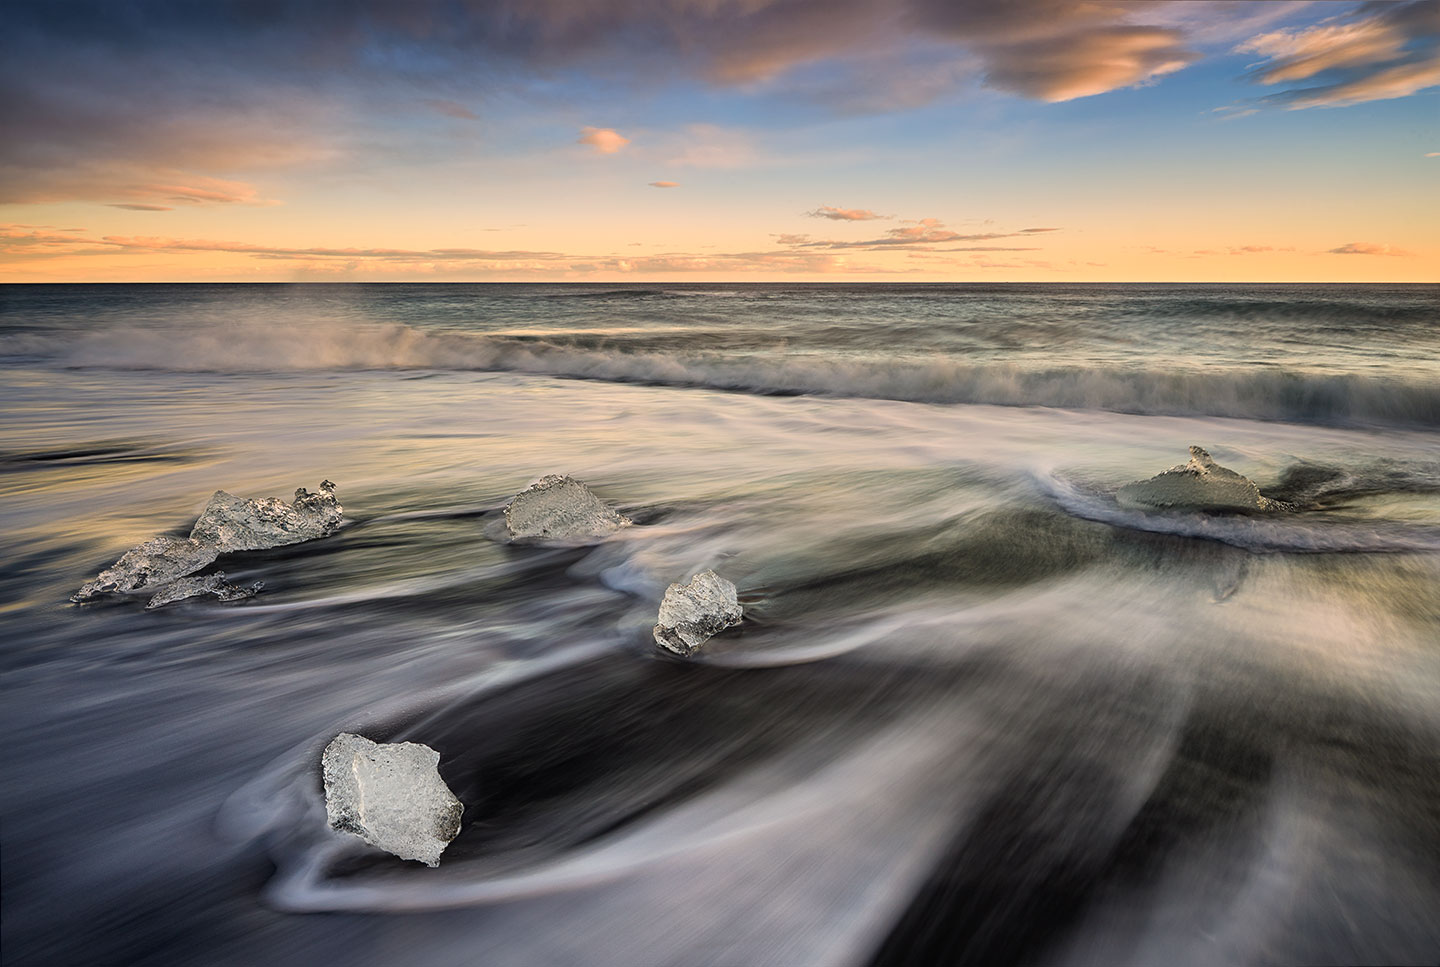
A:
502;474;630;542
144;572;262;610
1116;446;1280;512
73;479;342;603
71;536;220;602
653;569;744;656
322;732;464;867
190;480;343;551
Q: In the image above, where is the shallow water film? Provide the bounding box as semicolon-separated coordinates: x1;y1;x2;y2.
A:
3;283;1439;966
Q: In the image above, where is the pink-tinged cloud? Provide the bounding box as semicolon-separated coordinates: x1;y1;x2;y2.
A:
1327;242;1415;256
1427;152;1440;157
1280;57;1440;109
578;127;630;154
983;26;1197;102
649;181;680;188
137;177;272;206
781;217;1059;251
662;124;758;168
1240;19;1410;84
1235;1;1440;108
423;99;479;120
807;206;887;221
107;203;173;211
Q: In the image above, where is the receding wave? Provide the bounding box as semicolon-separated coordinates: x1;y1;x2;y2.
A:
10;322;1439;427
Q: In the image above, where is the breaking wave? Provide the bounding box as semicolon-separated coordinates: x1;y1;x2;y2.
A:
7;321;1439;427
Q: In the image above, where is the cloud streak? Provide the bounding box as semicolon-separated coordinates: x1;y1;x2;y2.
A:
1327;241;1414;256
807;206;888;221
785;218;1059;251
1235;1;1440;108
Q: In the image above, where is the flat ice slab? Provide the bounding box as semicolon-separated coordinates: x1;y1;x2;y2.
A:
144;572;262;610
1117;446;1280;512
321;732;464;868
502;474;630;542
72;536;219;602
653;569;744;656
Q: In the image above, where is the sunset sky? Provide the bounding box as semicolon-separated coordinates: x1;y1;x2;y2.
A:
2;0;1436;282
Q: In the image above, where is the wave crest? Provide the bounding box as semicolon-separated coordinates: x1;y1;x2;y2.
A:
9;321;1438;427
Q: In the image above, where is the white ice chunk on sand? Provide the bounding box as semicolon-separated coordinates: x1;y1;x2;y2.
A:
144;572;262;610
321;732;464;868
1117;446;1282;512
190;479;343;551
653;569;744;656
501;474;630;542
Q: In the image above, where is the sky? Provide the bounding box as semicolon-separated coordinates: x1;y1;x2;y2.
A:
1;0;1436;282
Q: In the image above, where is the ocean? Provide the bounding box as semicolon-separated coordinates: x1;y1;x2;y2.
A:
2;282;1438;965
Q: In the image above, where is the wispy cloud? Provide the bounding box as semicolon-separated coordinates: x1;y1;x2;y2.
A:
0;221;1051;278
578;127;630;154
783;217;1058;251
1235;1;1440;108
422;99;480;120
648;181;680;188
662;124;758;168
1327;241;1414;256
806;206;888;221
980;26;1197;102
107;203;173;212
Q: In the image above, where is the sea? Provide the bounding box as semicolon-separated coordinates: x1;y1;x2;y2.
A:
2;282;1438;966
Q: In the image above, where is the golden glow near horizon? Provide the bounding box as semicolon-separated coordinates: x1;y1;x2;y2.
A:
2;1;1437;283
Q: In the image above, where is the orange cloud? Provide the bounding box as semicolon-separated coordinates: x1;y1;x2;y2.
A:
1235;1;1440;108
785;218;1059;250
578;126;630;154
1281;57;1440;109
983;26;1197;102
648;181;680;188
807;206;887;221
1327;242;1415;256
1241;19;1410;84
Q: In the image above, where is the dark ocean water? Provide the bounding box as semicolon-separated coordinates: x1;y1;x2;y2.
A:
2;283;1438;966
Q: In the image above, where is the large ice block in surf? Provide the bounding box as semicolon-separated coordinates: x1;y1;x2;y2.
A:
653;569;744;656
72;480;342;602
191;480;343;551
502;474;630;541
322;732;464;867
1117;446;1280;512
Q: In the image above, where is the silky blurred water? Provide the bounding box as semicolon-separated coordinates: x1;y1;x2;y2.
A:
2;283;1438;966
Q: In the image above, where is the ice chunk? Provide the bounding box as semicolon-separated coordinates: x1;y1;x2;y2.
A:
144;572;262;610
72;536;219;602
502;474;630;542
321;732;464;868
190;479;343;551
1117;446;1281;512
73;479;342;604
653;569;744;656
